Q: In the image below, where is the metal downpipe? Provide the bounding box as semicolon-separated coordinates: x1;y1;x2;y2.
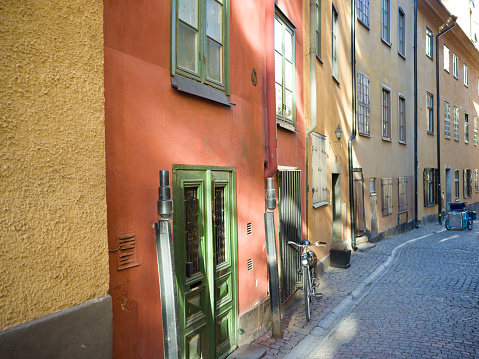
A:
305;0;317;240
414;0;418;228
349;0;357;250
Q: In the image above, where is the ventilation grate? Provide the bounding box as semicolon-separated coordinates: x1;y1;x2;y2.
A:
117;233;139;270
247;258;253;271
247;223;252;235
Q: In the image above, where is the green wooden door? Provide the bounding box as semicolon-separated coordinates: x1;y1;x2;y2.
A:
173;166;238;359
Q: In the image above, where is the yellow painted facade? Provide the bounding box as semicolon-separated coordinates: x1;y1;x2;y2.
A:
418;0;479;222
303;0;353;260
0;1;108;330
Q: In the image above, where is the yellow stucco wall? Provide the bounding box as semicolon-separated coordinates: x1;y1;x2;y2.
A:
0;1;108;330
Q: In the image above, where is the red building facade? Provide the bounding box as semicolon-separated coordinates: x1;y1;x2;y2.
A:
104;0;305;357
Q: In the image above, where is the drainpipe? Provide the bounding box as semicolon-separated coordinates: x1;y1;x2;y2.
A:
305;0;317;240
265;0;278;179
414;0;418;227
436;18;457;225
348;0;357;250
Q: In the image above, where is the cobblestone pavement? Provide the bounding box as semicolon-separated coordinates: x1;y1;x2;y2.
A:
250;224;479;358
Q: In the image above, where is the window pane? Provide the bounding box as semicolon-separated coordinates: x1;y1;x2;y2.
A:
275;84;282;116
185;186;200;275
275;51;282;85
206;0;222;43
284;30;293;62
285;60;293;91
178;22;198;72
214;187;226;266
179;0;198;27
285;90;293;121
206;39;223;83
274;19;282;53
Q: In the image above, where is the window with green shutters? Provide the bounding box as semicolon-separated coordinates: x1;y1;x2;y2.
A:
172;0;230;101
275;12;296;126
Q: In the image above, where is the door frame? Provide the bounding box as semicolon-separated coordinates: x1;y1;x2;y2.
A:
172;164;239;359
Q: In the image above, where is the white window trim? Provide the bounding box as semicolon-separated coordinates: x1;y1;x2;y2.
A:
443;45;449;72
398;93;406;144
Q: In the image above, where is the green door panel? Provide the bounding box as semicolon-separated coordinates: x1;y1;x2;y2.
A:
173;165;238;359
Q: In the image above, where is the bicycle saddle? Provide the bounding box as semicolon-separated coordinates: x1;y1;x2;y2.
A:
300;239;311;245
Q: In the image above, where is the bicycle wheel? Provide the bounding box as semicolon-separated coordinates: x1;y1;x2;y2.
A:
303;266;311;322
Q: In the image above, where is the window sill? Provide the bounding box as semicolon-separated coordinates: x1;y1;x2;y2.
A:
358;19;370;30
464;84;469;88
332;75;340;86
382;137;391;142
277;121;299;133
427;54;434;61
171;76;235;107
381;38;392;47
427;131;434;136
453;75;458;80
399;140;407;145
313;200;329;208
316;55;323;64
454;138;459;142
445;136;450;140
444;69;450;74
398;52;406;60
425;203;436;207
358;132;370;138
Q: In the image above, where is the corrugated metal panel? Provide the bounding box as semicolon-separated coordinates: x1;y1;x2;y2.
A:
278;170;302;302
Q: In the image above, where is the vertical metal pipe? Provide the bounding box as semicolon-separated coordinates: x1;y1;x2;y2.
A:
436;35;442;224
414;0;418;227
155;170;180;359
265;177;282;338
436;20;456;225
349;0;357;250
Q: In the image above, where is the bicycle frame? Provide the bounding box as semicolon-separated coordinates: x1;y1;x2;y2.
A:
288;240;326;322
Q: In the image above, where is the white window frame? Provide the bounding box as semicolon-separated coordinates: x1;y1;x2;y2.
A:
454;169;460;200
453;53;458;78
381;0;391;45
426;27;433;58
316;1;322;60
454;106;459;141
465;113;469;143
398;94;406;143
398;6;406;58
381;84;391;140
443;45;449;72
427;92;434;134
464;64;469;87
332;3;339;81
357;70;370;136
357;0;369;27
474;116;477;146
444;101;450;138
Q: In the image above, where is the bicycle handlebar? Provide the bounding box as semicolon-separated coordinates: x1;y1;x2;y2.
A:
287;241;327;248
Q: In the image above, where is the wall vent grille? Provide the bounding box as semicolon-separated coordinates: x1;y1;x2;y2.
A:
247;258;253;271
117;233;139;270
247;223;252;235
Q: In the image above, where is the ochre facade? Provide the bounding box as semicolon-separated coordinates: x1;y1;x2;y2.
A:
0;1;108;330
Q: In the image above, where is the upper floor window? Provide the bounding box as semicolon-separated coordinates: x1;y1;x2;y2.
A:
382;85;391;140
427;93;434;134
316;1;322;60
332;4;339;81
474;116;478;146
475;169;479;192
399;95;406;143
444;101;451;138
454;106;459;141
465;113;469;143
357;0;369;27
398;7;405;57
453;53;458;78
443;45;449;72
172;0;230;104
275;12;296;126
381;0;391;44
464;64;469;86
426;28;433;58
357;70;370;136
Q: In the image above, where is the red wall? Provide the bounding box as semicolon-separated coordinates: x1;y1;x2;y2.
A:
104;0;304;357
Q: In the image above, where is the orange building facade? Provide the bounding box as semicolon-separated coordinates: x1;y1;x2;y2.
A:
104;0;305;357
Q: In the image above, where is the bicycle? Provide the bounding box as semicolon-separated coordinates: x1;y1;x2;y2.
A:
287;239;327;322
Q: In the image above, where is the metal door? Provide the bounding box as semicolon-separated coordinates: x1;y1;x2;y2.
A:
278;170;302;302
173;166;238;359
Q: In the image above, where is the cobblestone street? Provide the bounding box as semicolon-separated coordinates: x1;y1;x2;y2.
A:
243;224;479;358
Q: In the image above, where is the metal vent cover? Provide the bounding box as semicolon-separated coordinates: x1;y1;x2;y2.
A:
117;233;139;270
247;223;252;235
247;258;253;271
